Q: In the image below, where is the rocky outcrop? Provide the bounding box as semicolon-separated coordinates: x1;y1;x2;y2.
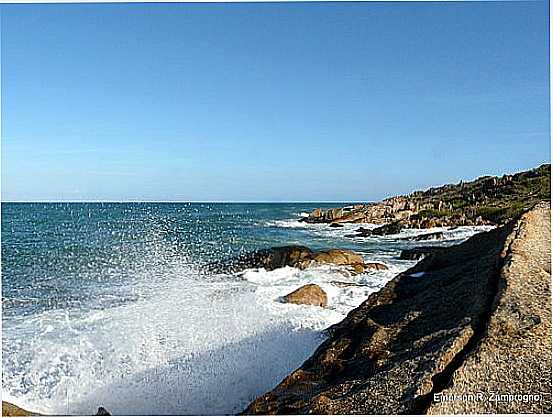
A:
205;246;383;275
302;164;550;229
282;284;328;307
243;202;551;415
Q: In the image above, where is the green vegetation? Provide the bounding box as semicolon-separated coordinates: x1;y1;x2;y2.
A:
409;164;550;225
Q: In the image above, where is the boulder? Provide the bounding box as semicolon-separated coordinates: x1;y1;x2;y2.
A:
282;284;327;307
329;223;344;228
311;249;364;266
204;245;314;274
207;247;369;275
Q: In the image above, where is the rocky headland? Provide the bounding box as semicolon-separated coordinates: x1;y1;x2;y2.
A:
243;201;551;414
302;164;550;232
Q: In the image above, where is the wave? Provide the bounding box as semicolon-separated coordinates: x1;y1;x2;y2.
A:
3;257;400;415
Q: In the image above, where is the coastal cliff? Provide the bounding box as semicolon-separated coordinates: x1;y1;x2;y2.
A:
302;164;550;229
243;201;551;414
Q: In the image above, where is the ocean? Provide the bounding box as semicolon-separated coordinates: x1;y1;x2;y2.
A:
1;203;492;415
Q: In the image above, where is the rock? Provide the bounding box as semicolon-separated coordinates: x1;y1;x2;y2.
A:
330;281;366;288
204;245;314;274
346;223;403;238
351;263;366;274
399;246;444;260
96;407;111;416
207;246;369;275
282;284;327;307
299;165;550;229
403;231;445;241
364;262;388;271
428;201;552;414
242;202;551;415
329;223;343;228
371;221;402;236
310;249;364;266
2;402;39;416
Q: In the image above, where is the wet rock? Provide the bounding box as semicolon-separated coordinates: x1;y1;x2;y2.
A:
403;231;445;241
329;223;344;228
330;281;366;288
282;284;327;307
364;262;388;271
344;226;372;238
204;245;314;274
346;223;403;238
371;221;403;235
207;246;370;275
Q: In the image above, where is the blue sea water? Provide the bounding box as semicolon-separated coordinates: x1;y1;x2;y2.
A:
1;203;490;415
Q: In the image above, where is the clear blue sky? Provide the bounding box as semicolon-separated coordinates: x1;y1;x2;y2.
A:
1;1;550;202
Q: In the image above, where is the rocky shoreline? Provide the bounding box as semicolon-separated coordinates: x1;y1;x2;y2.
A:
3;166;550;416
300;164;550;231
243;202;551;414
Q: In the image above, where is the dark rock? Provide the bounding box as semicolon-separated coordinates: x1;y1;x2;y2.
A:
403;231;445;241
399;246;444;260
330;281;366;288
96;407;111;416
329;223;344;228
371;221;403;236
282;284;327;307
346;223;403;238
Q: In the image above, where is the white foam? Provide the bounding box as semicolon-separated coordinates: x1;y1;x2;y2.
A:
2;267;335;415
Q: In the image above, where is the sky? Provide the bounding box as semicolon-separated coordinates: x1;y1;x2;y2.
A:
1;1;550;202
